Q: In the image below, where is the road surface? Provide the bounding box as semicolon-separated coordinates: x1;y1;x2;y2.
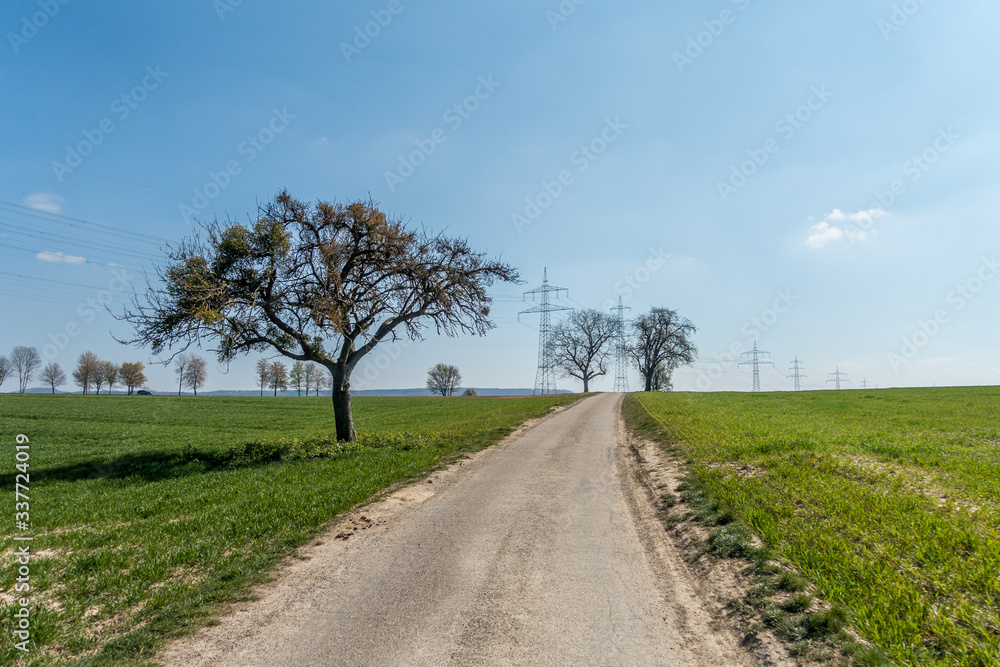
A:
162;393;754;666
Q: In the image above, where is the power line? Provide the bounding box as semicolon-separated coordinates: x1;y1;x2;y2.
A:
610;296;631;392
788;356;806;391
519;268;572;395
827;366;850;390
739;341;773;392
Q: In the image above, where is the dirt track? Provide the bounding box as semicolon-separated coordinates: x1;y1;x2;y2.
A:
160;393;759;666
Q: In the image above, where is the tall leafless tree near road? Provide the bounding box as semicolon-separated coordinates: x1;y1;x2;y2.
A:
629;308;697;392
118;191;518;441
548;309;617;392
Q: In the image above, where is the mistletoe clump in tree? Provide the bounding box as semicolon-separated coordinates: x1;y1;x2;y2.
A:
119;191;519;440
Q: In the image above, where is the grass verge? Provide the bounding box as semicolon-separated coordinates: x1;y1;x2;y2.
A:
624;393;892;666
626;388;1000;666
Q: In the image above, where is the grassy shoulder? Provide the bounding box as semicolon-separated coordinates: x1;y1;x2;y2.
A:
627;388;1000;666
0;394;584;666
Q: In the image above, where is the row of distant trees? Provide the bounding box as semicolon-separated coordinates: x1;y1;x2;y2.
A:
255;359;331;396
0;347;151;395
72;352;149;395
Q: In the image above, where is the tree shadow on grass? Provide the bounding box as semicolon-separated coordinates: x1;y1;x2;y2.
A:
1;447;287;487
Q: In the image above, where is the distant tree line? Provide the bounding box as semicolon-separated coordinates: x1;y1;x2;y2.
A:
255;358;331;396
0;347;151;395
72;352;149;395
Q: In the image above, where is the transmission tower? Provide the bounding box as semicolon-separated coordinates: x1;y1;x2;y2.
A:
610;296;631;392
519;268;572;395
788;356;806;391
861;379;871;390
739;341;773;392
827;367;850;390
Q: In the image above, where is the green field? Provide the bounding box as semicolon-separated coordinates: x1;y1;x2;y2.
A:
629;388;1000;666
0;394;581;666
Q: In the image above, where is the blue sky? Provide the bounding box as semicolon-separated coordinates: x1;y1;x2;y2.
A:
2;0;999;393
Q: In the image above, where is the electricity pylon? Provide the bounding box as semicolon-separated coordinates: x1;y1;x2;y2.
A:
519;268;571;395
610;297;631;392
861;379;871;390
788;356;806;391
827;367;850;390
739;341;773;392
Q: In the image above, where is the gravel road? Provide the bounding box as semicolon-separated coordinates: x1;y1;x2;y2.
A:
161;393;755;666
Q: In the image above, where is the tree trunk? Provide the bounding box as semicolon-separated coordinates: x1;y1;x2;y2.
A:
644;373;653;392
332;364;356;441
582;377;589;393
333;389;356;441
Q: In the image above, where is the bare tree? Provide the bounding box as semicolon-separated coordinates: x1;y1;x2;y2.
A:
548;309;617;393
184;355;208;396
269;361;288;396
651;360;673;392
290;361;306;396
303;363;316;396
73;351;100;394
173;353;190;396
0;355;10;391
462;388;478;397
119;362;148;395
629;308;697;392
39;363;66;394
255;358;271;396
102;361;120;395
92;359;109;395
314;365;330;396
10;346;42;394
426;363;462;397
118;191;518;440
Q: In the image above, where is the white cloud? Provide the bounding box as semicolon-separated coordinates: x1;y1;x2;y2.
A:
24;193;64;214
805;208;888;249
36;251;86;264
